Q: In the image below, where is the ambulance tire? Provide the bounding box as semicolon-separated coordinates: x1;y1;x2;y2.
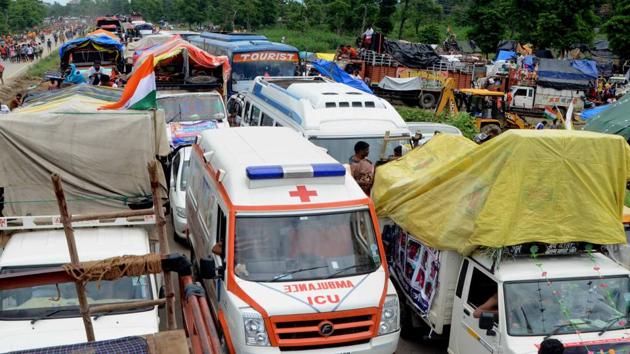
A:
420;93;437;109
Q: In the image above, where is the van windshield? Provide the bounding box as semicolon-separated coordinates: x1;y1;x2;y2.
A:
0;267;152;320
158;95;225;123
234;210;381;282
309;136;409;163
504;276;630;336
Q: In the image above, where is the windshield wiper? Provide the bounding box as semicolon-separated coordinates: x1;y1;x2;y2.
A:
30;308;77;324
599;314;628;336
270;265;330;282
544;320;592;339
325;263;374;279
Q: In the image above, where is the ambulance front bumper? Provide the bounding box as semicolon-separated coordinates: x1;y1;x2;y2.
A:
235;331;399;354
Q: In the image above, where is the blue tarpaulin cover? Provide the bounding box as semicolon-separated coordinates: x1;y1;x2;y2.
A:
496;50;517;61
538;59;595;90
571;60;599;79
581;104;612;120
59;35;124;62
312;59;373;94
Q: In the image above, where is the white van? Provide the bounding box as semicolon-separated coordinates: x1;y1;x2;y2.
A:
228;76;411;163
186;127;400;354
169;145;191;240
0;218;160;352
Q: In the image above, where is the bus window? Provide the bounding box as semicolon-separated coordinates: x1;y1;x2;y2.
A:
250;106;261;126
261;113;274;126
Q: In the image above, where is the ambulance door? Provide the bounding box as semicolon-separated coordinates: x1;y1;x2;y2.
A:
449;260;501;354
206;204;228;315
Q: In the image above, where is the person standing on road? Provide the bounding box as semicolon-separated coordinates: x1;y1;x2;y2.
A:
46;38;52;52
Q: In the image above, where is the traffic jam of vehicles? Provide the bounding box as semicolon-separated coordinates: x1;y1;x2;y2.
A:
1;14;630;354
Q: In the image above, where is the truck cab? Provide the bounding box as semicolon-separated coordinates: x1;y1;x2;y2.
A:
449;247;630;354
0;219;160;352
186;127;400;354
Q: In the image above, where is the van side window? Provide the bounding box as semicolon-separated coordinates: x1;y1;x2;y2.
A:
467;267;498;322
243;102;251;124
514;88;527;96
260;113;274;126
455;259;469;298
250;106;261;126
216;207;227;264
275;121;284;127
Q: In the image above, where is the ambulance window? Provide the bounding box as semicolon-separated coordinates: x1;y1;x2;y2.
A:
352;102;362;107
260;113;274;126
205;195;215;231
216;207;227;262
275;121;284;127
251;106;261;126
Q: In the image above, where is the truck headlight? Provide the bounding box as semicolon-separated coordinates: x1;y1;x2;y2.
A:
242;309;270;346
176;206;186;218
378;295;400;335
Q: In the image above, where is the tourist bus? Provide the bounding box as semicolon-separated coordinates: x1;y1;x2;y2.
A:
189;32;300;95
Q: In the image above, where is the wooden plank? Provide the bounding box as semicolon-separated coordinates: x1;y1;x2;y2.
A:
148;161;176;330
71;209;155;222
51;174;96;342
90;299;166;314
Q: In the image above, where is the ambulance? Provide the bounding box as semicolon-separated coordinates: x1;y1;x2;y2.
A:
186;127;400;353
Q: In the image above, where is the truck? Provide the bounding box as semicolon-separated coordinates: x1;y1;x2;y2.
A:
373;130;630;353
383;224;630;354
186;127;400;354
509;85;585;116
0;88;174;351
0;217;160;352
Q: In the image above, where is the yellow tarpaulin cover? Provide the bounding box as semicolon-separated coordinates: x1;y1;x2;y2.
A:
315;53;336;61
373;130;630;255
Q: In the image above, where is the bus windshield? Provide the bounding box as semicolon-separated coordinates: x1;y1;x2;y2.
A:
232;61;297;81
309;136;410;164
233;210;381;282
0;266;152;320
158;95;225;123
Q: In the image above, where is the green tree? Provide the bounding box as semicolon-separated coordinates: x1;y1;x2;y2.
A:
531;0;597;54
466;0;506;55
604;0;630;61
8;0;45;31
417;23;441;43
376;0;396;34
325;0;350;35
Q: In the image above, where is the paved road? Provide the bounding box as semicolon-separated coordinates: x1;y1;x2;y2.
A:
2;34;61;82
163;215;447;353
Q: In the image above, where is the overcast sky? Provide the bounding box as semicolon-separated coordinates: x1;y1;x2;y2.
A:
44;0;69;5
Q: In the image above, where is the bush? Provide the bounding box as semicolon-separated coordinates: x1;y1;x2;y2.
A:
259;26;356;53
396;106;478;139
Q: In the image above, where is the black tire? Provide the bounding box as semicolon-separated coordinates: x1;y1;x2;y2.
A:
420;93;437;109
399;297;416;340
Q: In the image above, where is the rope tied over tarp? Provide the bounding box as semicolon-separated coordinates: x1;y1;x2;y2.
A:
63;253;162;284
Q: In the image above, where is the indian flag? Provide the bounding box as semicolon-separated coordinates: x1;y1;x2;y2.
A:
100;54;156;110
543;106;556;120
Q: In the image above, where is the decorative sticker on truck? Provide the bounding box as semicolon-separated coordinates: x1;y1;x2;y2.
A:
382;225;439;313
233;52;298;63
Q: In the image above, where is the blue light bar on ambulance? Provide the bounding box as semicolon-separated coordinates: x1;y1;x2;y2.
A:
246;163;346;180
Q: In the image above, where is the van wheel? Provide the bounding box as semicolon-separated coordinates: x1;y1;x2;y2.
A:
420;93;437;109
399;298;416;340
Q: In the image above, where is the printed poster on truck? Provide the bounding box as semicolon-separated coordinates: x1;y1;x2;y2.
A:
382;224;440;313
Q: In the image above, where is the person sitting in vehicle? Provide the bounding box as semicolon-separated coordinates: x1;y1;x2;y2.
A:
88;59;103;85
473;293;498;318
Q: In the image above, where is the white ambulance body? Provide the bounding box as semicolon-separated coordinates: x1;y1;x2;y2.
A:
186;127;400;354
230;76;411;163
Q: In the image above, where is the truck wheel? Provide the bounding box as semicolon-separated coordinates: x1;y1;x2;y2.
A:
420;93;436;109
399;298;416;340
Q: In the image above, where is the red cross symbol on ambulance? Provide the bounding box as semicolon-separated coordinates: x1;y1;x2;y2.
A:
289;185;318;202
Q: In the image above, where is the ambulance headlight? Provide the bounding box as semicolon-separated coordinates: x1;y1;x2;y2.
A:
378;295;400;335
242;309;270;346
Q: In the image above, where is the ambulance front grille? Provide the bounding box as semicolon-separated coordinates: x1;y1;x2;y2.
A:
270;308;378;350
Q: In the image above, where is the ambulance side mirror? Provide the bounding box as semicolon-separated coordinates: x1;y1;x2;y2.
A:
199;257;222;280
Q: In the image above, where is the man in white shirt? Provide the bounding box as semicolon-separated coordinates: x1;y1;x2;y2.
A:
88;59;103;85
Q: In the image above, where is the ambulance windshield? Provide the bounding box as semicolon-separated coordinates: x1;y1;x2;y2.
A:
234;210;381;282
